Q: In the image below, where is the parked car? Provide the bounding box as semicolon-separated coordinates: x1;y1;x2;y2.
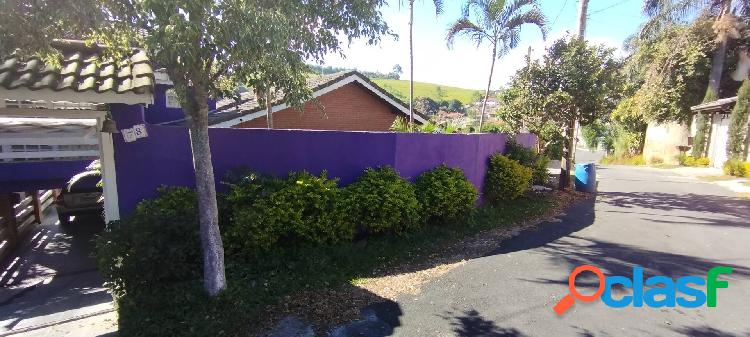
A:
55;165;103;225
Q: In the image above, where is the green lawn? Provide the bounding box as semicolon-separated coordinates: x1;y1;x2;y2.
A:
372;78;482;105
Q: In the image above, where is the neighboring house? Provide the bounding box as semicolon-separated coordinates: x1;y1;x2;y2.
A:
690;96;749;168
201;71;427;130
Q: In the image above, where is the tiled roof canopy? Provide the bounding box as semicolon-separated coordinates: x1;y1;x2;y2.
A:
0;39;153;103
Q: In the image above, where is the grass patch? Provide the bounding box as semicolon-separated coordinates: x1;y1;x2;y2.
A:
372;78;481;105
599;154;646;166
116;195;558;337
697;175;740;182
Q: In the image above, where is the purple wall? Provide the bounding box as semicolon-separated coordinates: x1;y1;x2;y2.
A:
143;84;216;125
112;125;536;216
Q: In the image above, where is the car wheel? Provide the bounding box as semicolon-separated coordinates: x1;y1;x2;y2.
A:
58;212;72;225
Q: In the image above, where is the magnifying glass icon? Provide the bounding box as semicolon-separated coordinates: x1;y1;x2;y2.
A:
554;265;605;316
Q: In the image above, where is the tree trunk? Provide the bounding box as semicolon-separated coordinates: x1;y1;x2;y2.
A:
408;0;414;127
266;87;273;129
559;119;576;190
184;85;227;296
707;0;733;99
479;43;497;133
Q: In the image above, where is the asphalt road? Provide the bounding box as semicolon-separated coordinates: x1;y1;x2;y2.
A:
385;165;750;337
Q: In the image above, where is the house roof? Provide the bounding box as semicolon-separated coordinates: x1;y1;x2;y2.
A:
199;70;427;127
0;39;154;104
691;96;738;113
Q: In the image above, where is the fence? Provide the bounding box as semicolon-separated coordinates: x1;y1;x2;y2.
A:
113;125;537;215
0;190;55;261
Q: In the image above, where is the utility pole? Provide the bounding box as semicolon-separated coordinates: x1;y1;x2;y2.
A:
577;0;588;38
560;0;589;190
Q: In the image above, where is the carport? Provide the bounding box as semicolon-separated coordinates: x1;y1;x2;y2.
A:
0;39;154;254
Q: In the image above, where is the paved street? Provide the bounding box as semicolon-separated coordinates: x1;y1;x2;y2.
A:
386;165;750;337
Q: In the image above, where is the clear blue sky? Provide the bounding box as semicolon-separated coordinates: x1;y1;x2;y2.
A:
323;0;647;90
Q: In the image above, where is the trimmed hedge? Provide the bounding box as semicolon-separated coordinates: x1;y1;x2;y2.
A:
678;155;710;167
415;165;477;223
95;187;201;299
484;154;532;203
723;159;749;177
345;166;422;235
505;140;550;185
223;171;352;257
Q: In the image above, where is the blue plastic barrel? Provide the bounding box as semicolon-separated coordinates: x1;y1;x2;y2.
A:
574;163;597;192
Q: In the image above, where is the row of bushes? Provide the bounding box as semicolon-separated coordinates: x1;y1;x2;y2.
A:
600;154;646;166
723;159;750;178
97;145;541;299
678;155;710;167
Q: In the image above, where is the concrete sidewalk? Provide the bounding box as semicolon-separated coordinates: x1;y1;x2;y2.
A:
0;209;116;336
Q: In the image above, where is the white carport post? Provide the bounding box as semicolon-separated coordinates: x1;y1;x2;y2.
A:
96;117;120;222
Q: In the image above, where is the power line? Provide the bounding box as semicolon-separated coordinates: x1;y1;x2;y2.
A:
550;0;569;29
588;0;632;16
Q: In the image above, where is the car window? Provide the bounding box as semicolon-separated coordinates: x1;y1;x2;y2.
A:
67;171;103;193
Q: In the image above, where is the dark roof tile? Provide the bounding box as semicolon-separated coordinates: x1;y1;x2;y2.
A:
0;39;154;95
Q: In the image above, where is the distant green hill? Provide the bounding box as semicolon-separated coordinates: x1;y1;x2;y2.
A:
372;79;482;105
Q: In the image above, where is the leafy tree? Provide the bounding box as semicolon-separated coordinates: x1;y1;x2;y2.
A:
641;0;745;100
446;0;546;132
0;0;102;63
727;79;750;159
392;64;403;79
625;20;714;123
7;0;389;296
401;0;444;126
500;37;622;188
415;97;440;115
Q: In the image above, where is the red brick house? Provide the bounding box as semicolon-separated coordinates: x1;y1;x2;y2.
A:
206;71;427;130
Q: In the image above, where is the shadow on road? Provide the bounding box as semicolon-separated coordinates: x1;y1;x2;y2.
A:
671;325;750;337
486;197;597;256
598;191;750;220
445;309;528;337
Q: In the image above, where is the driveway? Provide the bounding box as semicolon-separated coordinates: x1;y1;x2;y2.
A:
0;210;116;336
386;165;750;336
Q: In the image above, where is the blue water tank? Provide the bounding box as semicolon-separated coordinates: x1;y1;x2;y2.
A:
574;163;597;193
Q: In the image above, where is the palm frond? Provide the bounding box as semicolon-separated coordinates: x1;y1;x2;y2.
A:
446;18;488;48
505;6;547;40
500;0;539;23
433;0;444;16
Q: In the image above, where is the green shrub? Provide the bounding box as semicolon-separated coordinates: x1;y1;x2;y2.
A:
279;171;352;243
484;154;532;203
95;186;201;299
744;162;750;178
345;166;422;235
224;171;352;256
505;139;550;185
600;154;645;166
415;165;477;223
724;159;748;177
678;155;710;167
649;156;664;165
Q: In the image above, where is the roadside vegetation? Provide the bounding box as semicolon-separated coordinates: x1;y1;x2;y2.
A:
96;144;564;336
373;78;481;105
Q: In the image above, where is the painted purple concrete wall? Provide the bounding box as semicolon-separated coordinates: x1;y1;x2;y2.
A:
113;124;536;216
0;160;92;193
143;84;217;125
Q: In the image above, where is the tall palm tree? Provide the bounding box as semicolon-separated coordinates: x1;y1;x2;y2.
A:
446;0;546;132
402;0;444;126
